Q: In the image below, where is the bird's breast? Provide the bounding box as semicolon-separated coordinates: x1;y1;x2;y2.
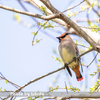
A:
61;47;78;68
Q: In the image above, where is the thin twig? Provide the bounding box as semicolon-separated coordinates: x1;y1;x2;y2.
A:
64;81;68;94
85;0;100;17
49;24;100;30
96;85;100;92
0;76;20;88
79;26;100;30
87;53;98;67
0;5;60;20
0;97;3;100
23;0;69;31
18;0;38;23
32;21;48;45
62;0;85;13
76;43;90;49
18;0;57;42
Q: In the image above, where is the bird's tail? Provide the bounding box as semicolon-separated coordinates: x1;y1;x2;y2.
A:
76;71;83;81
72;66;83;81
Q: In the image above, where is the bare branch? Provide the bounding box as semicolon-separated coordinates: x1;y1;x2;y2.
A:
0;76;20;88
79;26;100;30
85;0;100;17
48;24;100;30
18;0;38;23
0;5;60;20
5;92;100;99
96;86;100;92
62;0;85;13
0;97;3;100
17;1;57;42
64;82;68;94
40;0;100;52
77;44;90;49
54;92;100;99
87;53;98;67
23;0;69;30
32;21;48;45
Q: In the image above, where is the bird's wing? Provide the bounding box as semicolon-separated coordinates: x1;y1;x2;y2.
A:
75;47;83;72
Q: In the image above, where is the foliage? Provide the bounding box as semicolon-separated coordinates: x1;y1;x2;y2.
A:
39;6;47;15
52;56;63;64
49;85;80;92
90;64;100;77
90;79;100;92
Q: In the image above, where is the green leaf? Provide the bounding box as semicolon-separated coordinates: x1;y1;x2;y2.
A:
98;59;100;62
52;56;63;64
80;5;84;11
97;64;100;67
4;80;8;84
51;19;55;21
32;32;37;36
28;96;32;100
90;45;92;48
76;40;78;45
97;79;100;82
88;6;92;13
38;22;43;26
80;42;84;46
14;13;21;22
67;11;73;18
36;38;41;43
4;89;6;92
89;74;95;77
81;62;84;65
88;1;96;13
40;6;47;15
0;87;2;91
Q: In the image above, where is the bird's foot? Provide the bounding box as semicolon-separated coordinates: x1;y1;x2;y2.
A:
65;63;68;67
73;57;76;62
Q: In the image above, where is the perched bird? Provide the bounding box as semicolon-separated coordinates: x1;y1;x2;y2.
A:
57;32;83;81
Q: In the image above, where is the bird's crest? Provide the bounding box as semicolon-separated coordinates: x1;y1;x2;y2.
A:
56;32;70;42
59;32;69;38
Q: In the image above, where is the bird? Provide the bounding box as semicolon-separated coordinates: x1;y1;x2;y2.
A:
56;32;83;81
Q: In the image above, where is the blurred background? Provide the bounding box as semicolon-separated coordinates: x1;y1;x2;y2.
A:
0;0;100;93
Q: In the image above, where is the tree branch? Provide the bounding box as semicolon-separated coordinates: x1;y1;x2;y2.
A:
0;76;20;88
40;0;100;52
0;97;3;100
87;53;98;67
85;0;100;17
18;0;38;23
62;0;85;13
54;92;100;99
3;92;100;99
23;0;69;31
0;5;60;20
3;48;94;100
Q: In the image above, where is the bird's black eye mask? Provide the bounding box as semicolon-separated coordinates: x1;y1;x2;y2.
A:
56;33;69;42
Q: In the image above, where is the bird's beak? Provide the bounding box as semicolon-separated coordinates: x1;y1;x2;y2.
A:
56;37;60;39
56;37;61;42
